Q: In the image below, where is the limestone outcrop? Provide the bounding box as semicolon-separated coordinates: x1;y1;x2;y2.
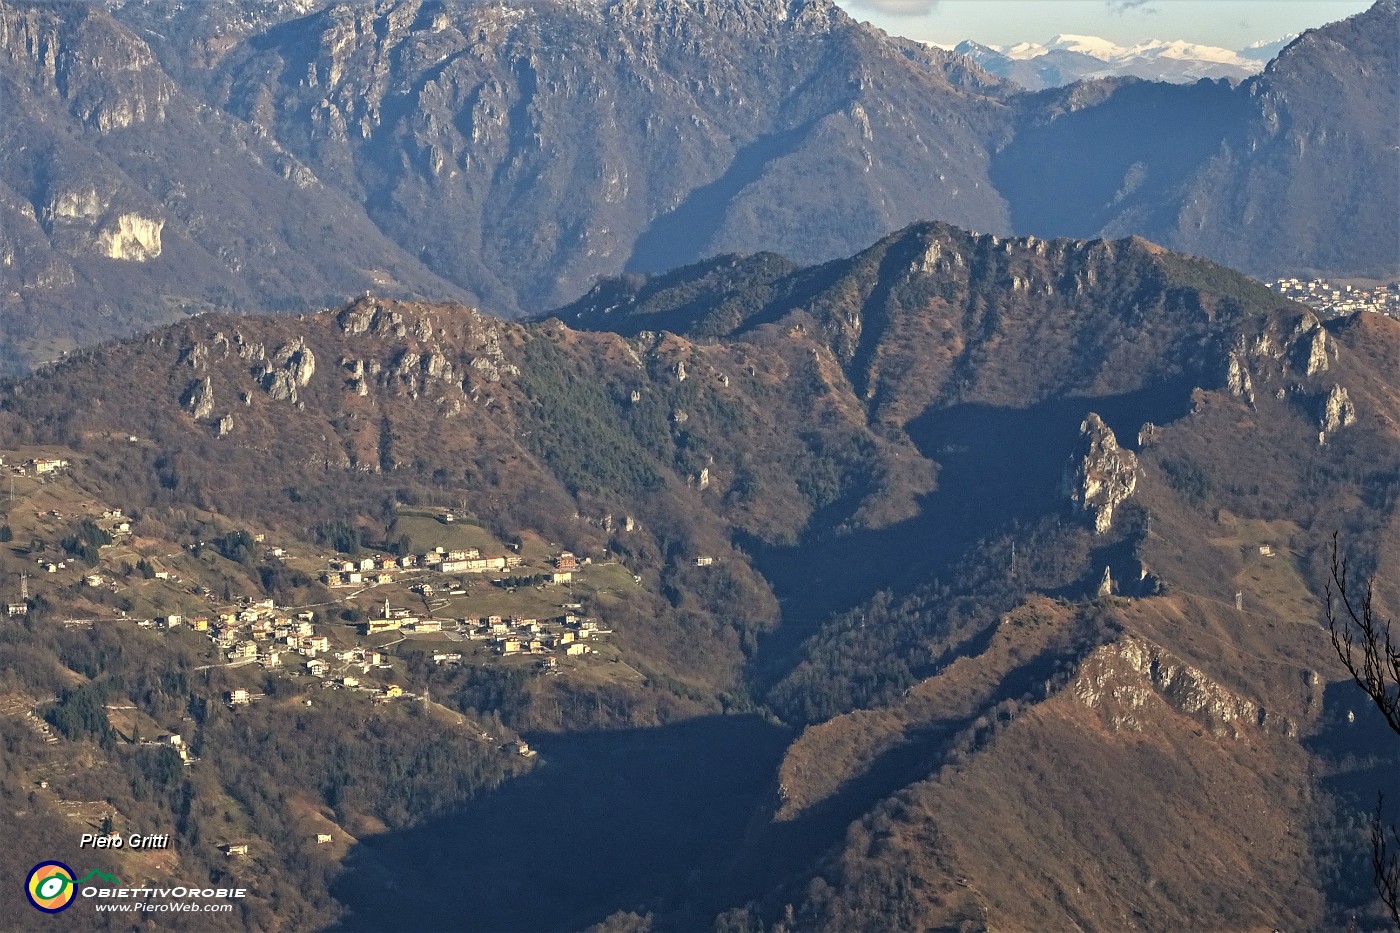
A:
182;376;214;420
95;213;163;261
1064;413;1137;534
1318;383;1357;443
1225;350;1255;406
1073;637;1290;738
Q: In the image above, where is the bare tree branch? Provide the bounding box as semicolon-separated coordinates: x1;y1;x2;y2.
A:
1374;797;1400;928
1327;534;1400;735
1327;534;1400;929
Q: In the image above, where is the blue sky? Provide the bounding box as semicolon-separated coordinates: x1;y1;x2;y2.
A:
833;1;1376;50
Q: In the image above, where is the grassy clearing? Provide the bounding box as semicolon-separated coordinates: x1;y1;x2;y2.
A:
1207;515;1316;624
395;511;505;555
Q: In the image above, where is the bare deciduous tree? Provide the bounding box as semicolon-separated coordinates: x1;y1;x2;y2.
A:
1373;799;1400;930
1327;535;1400;928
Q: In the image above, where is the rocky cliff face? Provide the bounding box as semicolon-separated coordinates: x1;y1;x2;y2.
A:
0;1;173;131
0;0;464;370
40;184;165;262
181;374;214;419
1072;636;1289;738
1319;382;1357;440
95;212;164;261
1207;306;1365;447
199;0;1010;315
1064;413;1137;533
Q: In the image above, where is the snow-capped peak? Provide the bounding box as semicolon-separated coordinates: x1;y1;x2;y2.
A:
1000;34;1127;60
991;34;1257;68
1119;38;1250;65
960;32;1293;90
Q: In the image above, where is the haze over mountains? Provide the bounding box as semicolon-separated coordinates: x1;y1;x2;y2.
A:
0;0;1394;371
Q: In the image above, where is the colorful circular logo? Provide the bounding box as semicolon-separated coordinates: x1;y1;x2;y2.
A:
26;861;76;913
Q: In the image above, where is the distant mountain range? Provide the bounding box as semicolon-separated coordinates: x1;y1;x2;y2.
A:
953;33;1298;90
0;0;1394;370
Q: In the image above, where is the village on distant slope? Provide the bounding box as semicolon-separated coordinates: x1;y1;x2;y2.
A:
1270;276;1400;319
0;446;683;749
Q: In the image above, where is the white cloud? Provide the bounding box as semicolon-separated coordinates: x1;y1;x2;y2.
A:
1107;0;1159;13
845;0;940;16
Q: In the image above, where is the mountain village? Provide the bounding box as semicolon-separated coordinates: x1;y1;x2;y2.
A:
0;448;633;729
1269;276;1400;318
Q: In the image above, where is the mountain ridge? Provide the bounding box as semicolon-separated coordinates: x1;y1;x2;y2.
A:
0;0;1393;375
